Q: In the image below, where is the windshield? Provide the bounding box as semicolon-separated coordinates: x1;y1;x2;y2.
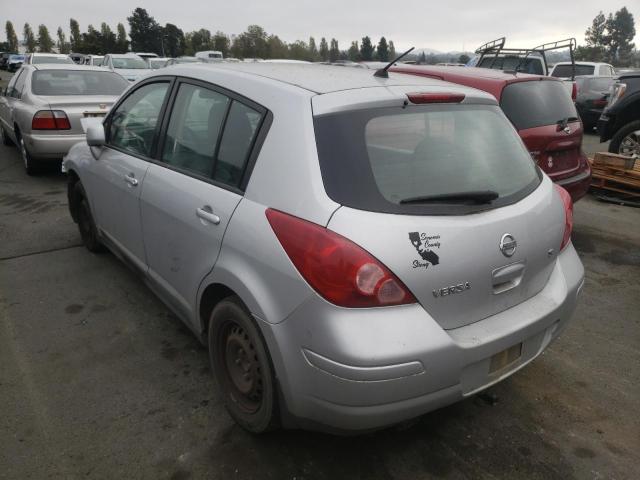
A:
112;57;149;69
501;80;578;130
32;56;74;65
314;104;540;215
551;64;595;77
32;70;129;96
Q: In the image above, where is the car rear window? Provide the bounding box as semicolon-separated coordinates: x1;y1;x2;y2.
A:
32;56;73;65
32;70;129;96
500;80;578;130
314;104;541;215
478;56;544;75
551;65;595;77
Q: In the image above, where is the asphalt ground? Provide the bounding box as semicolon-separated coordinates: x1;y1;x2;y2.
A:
0;75;638;479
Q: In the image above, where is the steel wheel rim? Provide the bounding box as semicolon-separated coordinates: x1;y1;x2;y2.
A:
220;322;263;413
619;130;640;158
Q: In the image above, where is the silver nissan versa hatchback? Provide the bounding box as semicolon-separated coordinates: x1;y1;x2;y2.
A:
63;63;584;433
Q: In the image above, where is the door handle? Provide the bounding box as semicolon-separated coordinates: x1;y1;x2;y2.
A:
124;174;138;187
196;206;220;225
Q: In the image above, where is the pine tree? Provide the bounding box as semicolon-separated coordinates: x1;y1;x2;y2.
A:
309;37;318;61
348;41;360;61
57;27;69;54
376;37;389;61
23;23;36;52
70;18;82;52
360;36;374;61
116;23;129;53
37;25;54;52
389;40;396;59
329;38;340;62
319;37;329;61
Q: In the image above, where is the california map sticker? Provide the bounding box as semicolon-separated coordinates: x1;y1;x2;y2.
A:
409;232;440;269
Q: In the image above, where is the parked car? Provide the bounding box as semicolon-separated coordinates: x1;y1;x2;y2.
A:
0;64;128;174
165;56;203;66
103;53;151;82
195;50;224;62
0;52;16;70
148;57;169;69
24;53;75;65
549;62;615;79
391;65;591;202
69;53;87;64
84;55;105;67
7;54;26;72
574;76;616;131
63;63;583;433
598;72;640;157
134;52;159;61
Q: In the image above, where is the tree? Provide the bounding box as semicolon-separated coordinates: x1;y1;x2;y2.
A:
6;22;19;52
127;7;162;54
163;23;185;57
100;23;117;54
319;37;329;61
348;41;360;61
116;23;129;53
81;25;103;54
37;25;54;52
266;35;288;59
418;51;427;64
389;40;396;60
289;40;309;60
329;38;340;62
458;53;470;64
212;31;230;57
23;23;36;52
309;37;319;61
360;36;374;61
70;18;82;52
604;7;636;65
376;37;389;61
586;11;607;47
56;27;70;54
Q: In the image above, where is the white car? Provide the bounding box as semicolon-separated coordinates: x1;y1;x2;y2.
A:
549;62;615;79
25;53;75;65
195;50;224;62
103;53;151;82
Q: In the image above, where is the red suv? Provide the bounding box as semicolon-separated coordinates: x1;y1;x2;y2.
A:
390;65;591;202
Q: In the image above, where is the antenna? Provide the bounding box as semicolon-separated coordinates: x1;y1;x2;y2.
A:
374;47;415;78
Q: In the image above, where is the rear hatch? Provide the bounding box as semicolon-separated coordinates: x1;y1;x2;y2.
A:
313;93;565;330
500;79;585;181
31;69;128;135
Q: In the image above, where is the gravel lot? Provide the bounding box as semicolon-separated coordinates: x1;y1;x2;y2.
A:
0;93;638;478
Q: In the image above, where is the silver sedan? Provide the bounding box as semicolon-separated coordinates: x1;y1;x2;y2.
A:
0;64;128;175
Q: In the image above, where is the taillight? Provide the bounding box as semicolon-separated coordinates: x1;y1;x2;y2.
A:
555;184;573;250
406;92;465;104
266;209;416;308
32;110;71;130
571;82;577;101
607;83;626;108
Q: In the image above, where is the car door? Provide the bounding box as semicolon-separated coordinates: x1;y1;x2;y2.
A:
0;69;25;142
140;79;267;323
87;79;172;272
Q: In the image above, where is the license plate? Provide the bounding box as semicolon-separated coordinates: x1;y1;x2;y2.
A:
489;343;522;374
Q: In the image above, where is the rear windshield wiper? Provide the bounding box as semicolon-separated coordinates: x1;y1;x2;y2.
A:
399;190;499;205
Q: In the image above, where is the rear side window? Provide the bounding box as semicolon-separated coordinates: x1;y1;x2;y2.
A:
314;104;541;215
551;65;595;77
501;81;578;130
32;70;128;96
108;82;169;157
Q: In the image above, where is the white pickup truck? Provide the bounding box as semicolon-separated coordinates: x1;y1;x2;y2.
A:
549;62;616;78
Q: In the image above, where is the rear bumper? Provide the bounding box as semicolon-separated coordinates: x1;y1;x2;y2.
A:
260;245;584;433
23;132;86;160
554;166;592;202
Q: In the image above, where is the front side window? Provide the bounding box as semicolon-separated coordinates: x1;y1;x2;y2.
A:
162;84;230;177
108;82;169;157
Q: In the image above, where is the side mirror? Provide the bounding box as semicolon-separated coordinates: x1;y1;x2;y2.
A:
86;123;105;147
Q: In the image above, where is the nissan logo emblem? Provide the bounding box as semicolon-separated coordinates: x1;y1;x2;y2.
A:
500;234;517;257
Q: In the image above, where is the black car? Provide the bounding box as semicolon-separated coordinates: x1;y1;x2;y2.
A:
0;52;16;70
575;76;615;131
598;72;640;157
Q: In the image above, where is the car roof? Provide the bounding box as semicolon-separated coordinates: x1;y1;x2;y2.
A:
31;64;116;72
553;61;609;66
166;62;485;95
30;53;69;57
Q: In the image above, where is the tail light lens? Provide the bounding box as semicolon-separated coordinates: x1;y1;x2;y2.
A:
32;110;71;130
571;82;577;101
555;184;573;250
607;83;626;108
266;209;416;308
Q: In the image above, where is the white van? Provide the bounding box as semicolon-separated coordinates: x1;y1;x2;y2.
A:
195;50;224;62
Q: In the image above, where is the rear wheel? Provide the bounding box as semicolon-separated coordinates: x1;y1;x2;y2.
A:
208;296;278;433
609;120;640;158
75;183;105;253
17;133;38;176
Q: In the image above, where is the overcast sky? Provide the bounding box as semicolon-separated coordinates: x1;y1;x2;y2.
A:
1;0;637;52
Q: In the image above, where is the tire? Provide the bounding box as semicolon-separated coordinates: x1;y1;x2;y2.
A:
17;133;38;176
74;183;105;253
208;296;278;433
609;120;640;157
0;125;12;146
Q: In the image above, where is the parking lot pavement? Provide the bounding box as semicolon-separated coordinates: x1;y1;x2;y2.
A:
582;131;609;157
1;142;638;480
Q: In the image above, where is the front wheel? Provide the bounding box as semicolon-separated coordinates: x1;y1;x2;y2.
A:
208;297;278;433
75;183;105;253
609;120;640;158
